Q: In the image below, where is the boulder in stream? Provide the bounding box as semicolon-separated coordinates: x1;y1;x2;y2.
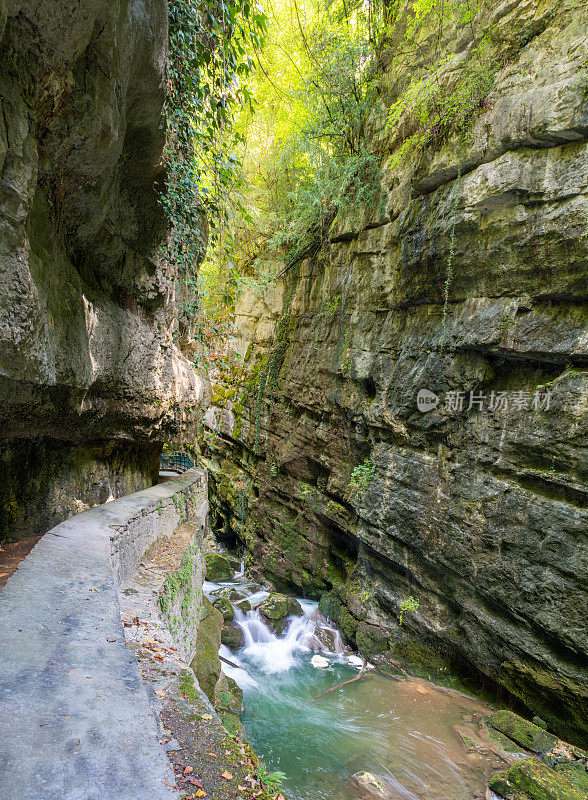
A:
236;598;251;613
212;596;235;621
350;771;395;799
259;593;302;634
189;597;223;704
260;592;301;619
489;757;586;800
205;553;233;581
487;710;557;754
221;621;245;650
210;587;244;601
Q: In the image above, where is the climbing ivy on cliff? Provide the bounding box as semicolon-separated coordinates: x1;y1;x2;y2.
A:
160;0;268;348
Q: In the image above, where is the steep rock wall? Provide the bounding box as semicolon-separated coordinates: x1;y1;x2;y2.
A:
203;0;588;746
0;1;207;539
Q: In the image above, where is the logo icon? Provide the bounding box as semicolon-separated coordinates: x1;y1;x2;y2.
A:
416;388;439;413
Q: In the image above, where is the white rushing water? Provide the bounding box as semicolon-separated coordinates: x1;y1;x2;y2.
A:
204;559;500;800
221;600;350;679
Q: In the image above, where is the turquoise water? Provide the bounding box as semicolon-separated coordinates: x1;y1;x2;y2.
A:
206;577;498;800
239;653;495;800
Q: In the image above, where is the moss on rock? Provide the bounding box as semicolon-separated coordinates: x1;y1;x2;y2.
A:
260;592;301;620
205;553;232;581
212;596;235;621
490;757;586;800
189;596;223;703
488;710;558;753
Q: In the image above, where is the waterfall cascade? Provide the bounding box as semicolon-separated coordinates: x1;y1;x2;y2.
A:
202;560;510;800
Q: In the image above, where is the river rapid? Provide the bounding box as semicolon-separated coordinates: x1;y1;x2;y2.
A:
204;564;502;800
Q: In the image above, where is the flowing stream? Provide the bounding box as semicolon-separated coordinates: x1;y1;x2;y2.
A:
204;566;501;800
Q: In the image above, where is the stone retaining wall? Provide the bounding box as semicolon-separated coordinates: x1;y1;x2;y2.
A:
0;467;207;800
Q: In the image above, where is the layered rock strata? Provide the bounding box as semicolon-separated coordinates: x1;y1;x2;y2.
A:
203;0;588;746
0;0;207;539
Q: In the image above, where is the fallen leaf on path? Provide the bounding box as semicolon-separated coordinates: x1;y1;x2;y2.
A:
221;771;233;780
155;689;166;697
194;791;206;798
183;766;193;776
201;713;213;720
106;638;116;642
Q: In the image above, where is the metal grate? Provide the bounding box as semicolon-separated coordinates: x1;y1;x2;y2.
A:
159;451;195;473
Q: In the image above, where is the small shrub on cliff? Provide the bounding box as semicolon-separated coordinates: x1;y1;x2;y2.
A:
345;458;376;502
398;596;419;625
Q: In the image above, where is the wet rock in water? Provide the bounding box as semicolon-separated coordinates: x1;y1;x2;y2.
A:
211;587;244;602
212;596;235;621
206;553;233;581
259;593;301;620
348;655;364;669
314;624;341;653
221;621;245;650
311;655;329;668
489;757;586;800
189;597;223;703
236;598;251;612
350;771;394;799
453;724;485;753
487;710;558;753
226;555;242;571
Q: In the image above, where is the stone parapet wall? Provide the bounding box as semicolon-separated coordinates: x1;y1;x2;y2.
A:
0;467;207;799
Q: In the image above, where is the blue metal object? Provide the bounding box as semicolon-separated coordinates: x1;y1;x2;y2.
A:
159;451;195;473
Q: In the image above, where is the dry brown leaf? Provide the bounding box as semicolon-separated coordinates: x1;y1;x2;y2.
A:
194;791;206;798
183;766;193;776
221;770;233;780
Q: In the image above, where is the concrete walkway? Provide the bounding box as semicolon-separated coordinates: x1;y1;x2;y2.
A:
0;470;205;800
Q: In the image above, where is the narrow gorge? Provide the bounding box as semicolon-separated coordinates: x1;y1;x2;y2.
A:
202;0;588;749
0;0;586;799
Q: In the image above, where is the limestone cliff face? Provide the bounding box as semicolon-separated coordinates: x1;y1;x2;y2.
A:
203;0;588;745
0;1;207;539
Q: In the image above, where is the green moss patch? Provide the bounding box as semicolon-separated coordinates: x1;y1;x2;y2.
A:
488;710;558;754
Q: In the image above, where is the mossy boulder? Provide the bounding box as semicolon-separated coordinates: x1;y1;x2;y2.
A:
488;710;558;753
221;621;245;650
350;771;392;799
205;553;233;581
211;587;244;602
553;762;588;795
189;597;223;703
236;598;251;613
212;596;235;621
489;757;586;800
260;593;301;620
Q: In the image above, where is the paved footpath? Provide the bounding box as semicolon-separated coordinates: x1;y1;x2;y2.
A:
0;476;201;800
